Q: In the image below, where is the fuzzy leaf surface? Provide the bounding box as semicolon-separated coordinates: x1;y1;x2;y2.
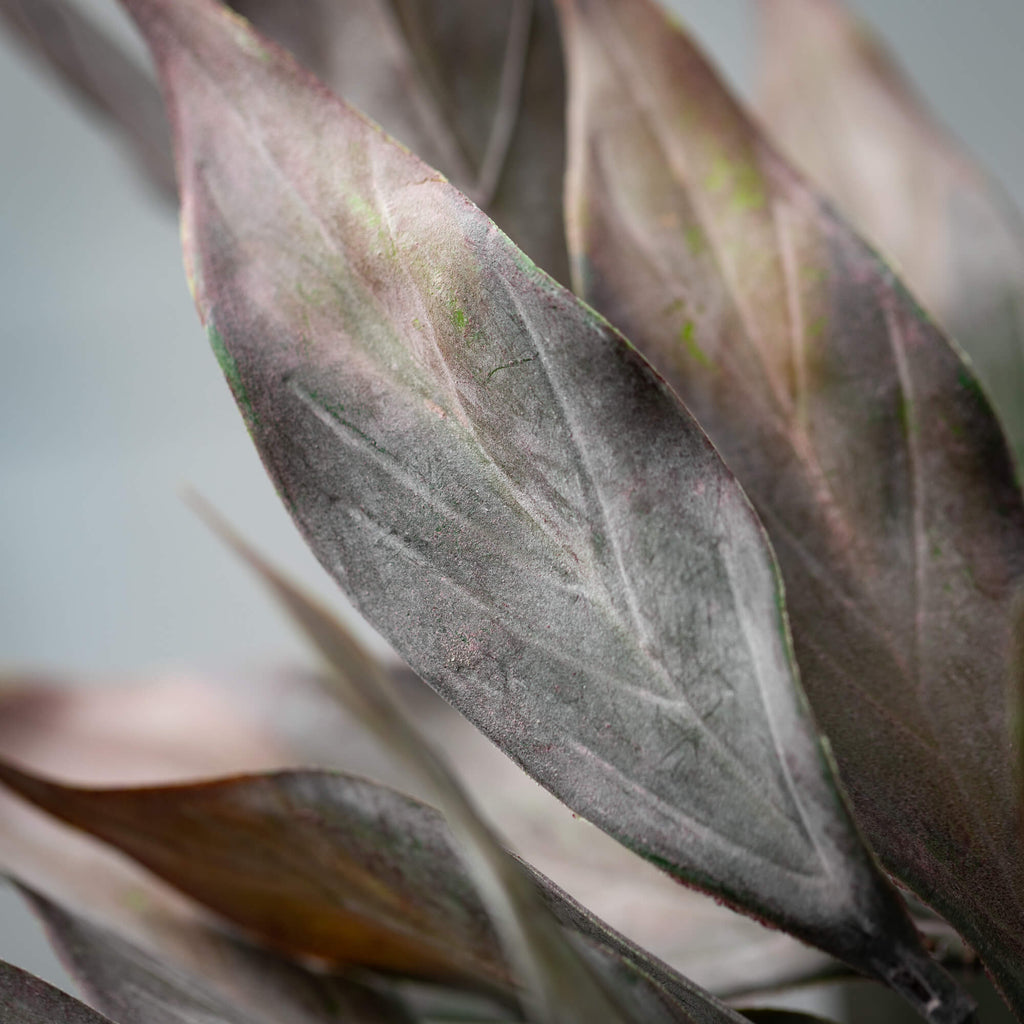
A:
0;758;744;1024
0;0;567;279
559;0;1023;1014
0;958;114;1024
119;0;944;1004
231;0;569;282
758;0;1024;468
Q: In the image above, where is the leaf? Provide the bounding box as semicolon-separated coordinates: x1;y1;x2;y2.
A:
757;0;1024;468
0;0;568;280
0;761;508;990
119;0;961;1014
15;881;414;1024
0;0;174;196
0;957;114;1024
0;748;759;1023
557;0;1023;1015
231;0;570;283
190;505;679;1024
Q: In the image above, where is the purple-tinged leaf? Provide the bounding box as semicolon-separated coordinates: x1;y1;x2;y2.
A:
558;0;1021;1015
182;504;670;1024
0;0;174;196
758;0;1024;468
118;0;949;1013
17;882;413;1024
231;0;569;282
0;958;114;1024
0;0;568;280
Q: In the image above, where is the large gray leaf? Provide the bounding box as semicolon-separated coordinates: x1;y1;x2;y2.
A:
117;0;963;1014
0;958;114;1024
557;0;1024;1014
758;0;1024;469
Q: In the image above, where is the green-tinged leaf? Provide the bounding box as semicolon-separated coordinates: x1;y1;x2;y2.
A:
0;755;747;1024
122;0;941;1011
558;0;1021;1015
0;0;174;195
758;0;1024;468
231;0;569;282
0;958;114;1024
15;882;413;1024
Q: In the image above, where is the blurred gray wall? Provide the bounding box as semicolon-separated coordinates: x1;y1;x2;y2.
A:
0;0;1022;1016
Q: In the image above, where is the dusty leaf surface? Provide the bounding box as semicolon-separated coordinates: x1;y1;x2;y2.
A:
758;0;1024;468
112;0;954;1010
558;0;1024;1013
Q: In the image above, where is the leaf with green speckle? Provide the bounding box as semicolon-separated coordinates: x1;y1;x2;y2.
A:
117;0;964;1019
758;0;1024;472
558;0;1024;1014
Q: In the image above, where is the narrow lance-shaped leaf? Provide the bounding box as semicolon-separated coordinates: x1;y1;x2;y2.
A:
195;503;679;1024
0;752;748;1024
757;0;1024;468
0;958;115;1024
15;881;413;1024
120;0;965;1016
558;0;1023;1014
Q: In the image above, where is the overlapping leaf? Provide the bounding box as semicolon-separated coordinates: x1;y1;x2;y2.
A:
173;505;690;1024
114;0;961;1012
758;0;1024;467
0;957;114;1024
557;0;1024;1014
0;0;568;280
0;753;744;1021
16;882;413;1024
232;0;569;282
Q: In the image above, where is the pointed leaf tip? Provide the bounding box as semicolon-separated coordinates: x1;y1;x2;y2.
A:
124;2;963;1020
558;0;1006;1018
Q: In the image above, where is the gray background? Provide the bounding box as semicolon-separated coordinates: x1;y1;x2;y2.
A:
1;0;1022;1019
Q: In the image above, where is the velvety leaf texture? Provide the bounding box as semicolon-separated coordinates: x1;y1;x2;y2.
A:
758;0;1024;470
0;760;744;1024
123;0;977;1016
115;0;962;1012
559;0;1024;1014
0;958;114;1024
18;883;413;1024
231;0;570;283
